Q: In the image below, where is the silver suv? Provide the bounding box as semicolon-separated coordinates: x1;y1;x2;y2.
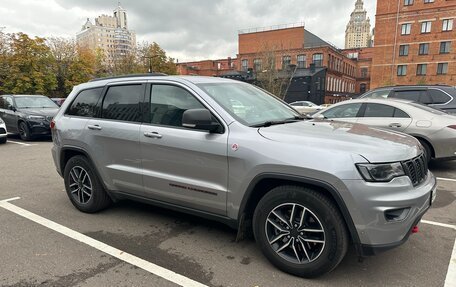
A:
51;75;437;278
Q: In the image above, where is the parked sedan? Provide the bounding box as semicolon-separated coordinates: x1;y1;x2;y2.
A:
0;95;59;141
312;98;456;161
289;101;324;115
0;117;7;144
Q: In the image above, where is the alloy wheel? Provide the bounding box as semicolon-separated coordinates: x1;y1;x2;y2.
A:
68;166;93;204
265;203;326;264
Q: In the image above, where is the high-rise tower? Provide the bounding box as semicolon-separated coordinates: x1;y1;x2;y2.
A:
345;0;372;49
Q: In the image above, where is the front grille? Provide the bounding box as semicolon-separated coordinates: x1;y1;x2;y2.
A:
402;153;428;186
0;128;5;134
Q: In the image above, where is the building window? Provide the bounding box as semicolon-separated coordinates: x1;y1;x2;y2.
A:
437;63;448;75
282;56;291;69
424;0;434;3
397;65;407;76
401;23;412;35
297;55;306;68
421;21;432;33
440;41;451;54
416;64;427;76
361;68;369;78
253;59;262;71
404;0;413;5
399;45;409;56
241;59;248;71
443;19;453;31
418;43;429;55
312;53;323;67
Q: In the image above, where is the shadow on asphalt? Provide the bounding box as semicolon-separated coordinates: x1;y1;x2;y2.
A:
7;133;52;142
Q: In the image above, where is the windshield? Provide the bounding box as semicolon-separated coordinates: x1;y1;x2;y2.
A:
15;96;58;109
197;82;300;127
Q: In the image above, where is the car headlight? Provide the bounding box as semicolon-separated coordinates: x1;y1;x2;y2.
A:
27;115;46;121
356;162;405;182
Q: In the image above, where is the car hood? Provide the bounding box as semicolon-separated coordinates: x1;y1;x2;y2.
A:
258;120;422;163
19;108;59;117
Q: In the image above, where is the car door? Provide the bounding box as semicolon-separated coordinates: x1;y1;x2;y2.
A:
357;103;412;132
319;102;362;124
85;82;145;195
140;82;228;216
1;96;19;132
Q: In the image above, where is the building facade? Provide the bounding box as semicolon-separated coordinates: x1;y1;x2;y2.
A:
177;58;238;76
345;0;372;49
371;0;456;88
76;4;136;64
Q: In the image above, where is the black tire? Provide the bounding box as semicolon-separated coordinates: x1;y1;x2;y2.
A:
418;139;432;163
0;137;6;144
63;155;111;213
253;185;349;278
18;121;32;141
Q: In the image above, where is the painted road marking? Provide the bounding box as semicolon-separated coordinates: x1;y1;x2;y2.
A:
0;198;208;287
422;220;456;231
437;177;456;183
7;140;36;147
444;238;456;287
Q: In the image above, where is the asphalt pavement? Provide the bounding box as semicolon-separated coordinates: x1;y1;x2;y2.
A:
0;136;455;287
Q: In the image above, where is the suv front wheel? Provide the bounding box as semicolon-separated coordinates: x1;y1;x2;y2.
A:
64;155;111;213
253;185;348;278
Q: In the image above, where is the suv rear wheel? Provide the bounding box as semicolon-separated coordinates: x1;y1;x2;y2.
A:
64;155;111;213
253;185;348;278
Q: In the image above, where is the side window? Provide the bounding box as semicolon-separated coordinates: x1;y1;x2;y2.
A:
361;89;390;99
394;108;410;118
102;85;143;122
391;90;422;101
149;85;205;127
419;92;433;104
363;104;395;117
322;103;362;119
428;89;451;104
66;88;103;117
0;97;5;109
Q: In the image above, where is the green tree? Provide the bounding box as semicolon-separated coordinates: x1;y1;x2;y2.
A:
64;46;95;94
138;42;177;75
4;33;57;95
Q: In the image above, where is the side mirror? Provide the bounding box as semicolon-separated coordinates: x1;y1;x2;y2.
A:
8;106;16;112
182;109;222;133
313;114;325;120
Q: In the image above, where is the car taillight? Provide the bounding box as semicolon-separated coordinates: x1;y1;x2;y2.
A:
448;125;456;130
50;120;56;129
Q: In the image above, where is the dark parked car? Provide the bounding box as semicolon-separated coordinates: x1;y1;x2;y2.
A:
359;85;456;115
0;95;59;140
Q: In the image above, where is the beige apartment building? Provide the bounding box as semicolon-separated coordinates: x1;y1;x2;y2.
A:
345;0;372;49
76;4;136;63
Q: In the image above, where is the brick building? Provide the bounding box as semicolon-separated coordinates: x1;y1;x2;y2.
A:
371;0;456;88
342;47;374;93
177;58;238;76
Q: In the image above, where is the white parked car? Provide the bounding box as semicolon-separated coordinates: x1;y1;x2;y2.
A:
0;117;7;144
289;101;324;115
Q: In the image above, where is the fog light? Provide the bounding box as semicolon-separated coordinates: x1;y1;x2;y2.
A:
384;208;410;222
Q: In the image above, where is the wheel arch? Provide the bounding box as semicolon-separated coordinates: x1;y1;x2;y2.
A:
236;173;360;246
410;135;435;158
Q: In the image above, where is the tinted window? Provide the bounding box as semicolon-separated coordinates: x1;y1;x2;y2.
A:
149;85;205;127
394;108;410;118
428;89;451;104
0;97;7;109
392;90;422;101
364;104;395;117
102;85;143;122
66;88;103;117
322;103;362;119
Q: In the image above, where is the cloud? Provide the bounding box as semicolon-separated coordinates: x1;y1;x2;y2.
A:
2;0;376;61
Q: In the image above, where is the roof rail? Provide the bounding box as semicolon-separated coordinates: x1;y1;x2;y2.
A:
89;73;167;82
378;84;452;89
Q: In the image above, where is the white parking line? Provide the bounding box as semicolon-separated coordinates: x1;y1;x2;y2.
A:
437;177;456;183
7;140;36;147
445;238;456;287
422;220;456;231
0;197;208;287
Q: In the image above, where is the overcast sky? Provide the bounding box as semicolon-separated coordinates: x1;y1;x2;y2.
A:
0;0;376;62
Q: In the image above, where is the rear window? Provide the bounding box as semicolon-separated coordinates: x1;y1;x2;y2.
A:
66;88;103;117
428;89;451;104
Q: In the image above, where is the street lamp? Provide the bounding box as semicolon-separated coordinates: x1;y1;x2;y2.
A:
143;56;154;73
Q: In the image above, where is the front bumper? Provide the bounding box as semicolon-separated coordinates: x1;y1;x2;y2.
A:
342;171;436;254
28;120;51;136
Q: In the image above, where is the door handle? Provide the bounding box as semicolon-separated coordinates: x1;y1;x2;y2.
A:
389;123;402;128
144;131;162;139
87;124;102;130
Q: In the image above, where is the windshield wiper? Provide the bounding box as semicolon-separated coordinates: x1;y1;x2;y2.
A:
250;116;304;128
